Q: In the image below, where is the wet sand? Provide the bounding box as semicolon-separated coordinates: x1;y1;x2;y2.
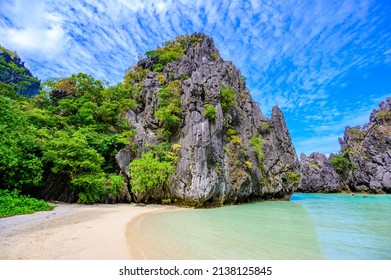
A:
0;203;173;260
126;207;188;259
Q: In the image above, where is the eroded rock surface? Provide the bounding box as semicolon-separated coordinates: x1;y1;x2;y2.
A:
299;97;391;194
116;33;299;206
339;97;391;193
297;152;347;193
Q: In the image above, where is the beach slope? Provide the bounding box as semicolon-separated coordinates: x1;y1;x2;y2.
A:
0;203;170;260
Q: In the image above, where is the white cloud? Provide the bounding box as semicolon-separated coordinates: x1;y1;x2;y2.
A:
118;0;145;12
0;0;67;60
4;25;66;59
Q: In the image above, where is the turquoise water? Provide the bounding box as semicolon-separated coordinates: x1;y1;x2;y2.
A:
132;193;391;259
290;193;391;259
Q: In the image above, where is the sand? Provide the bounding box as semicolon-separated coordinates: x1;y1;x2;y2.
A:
0;202;173;260
126;207;188;260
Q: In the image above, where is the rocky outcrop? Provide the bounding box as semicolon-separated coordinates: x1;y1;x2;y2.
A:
0;47;40;97
339;97;391;193
299;97;391;194
116;33;299;207
297;152;348;193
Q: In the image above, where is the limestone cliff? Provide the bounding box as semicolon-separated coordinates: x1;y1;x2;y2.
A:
299;97;391;194
0;46;40;97
297;152;348;193
116;33;299;207
339;97;391;193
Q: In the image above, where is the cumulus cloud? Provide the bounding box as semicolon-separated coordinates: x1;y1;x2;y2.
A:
0;0;67;59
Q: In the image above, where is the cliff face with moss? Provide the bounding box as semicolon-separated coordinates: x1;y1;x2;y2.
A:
116;33;299;207
297;152;348;193
299;97;391;194
339;97;391;193
0;46;40;98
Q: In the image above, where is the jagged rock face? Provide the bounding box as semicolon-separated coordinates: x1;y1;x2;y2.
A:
301;97;391;194
339;97;391;193
298;152;348;193
0;49;40;97
116;33;299;207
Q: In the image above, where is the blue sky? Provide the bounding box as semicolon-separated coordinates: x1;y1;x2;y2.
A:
1;0;391;157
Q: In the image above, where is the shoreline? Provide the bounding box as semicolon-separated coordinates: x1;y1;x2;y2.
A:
0;202;176;260
126;207;188;259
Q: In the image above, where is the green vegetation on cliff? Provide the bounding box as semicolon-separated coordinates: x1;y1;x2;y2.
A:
146;35;203;72
220;85;237;113
330;154;355;178
156;80;182;132
0;45;40;97
129;142;177;198
203;104;217;120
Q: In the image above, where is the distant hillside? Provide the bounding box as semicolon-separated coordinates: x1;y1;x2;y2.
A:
0;45;40;98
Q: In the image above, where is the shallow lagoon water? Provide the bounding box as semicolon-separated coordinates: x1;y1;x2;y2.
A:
132;193;391;259
290;193;391;259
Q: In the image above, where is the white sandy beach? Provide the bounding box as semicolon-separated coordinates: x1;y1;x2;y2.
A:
0;203;173;260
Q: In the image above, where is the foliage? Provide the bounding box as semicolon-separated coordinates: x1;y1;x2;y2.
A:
156;80;182;131
71;173;106;204
179;73;190;80
245;161;253;169
210;51;219;61
107;174;124;196
40;74;138;202
0;95;44;191
203;104;217;120
309;162;320;169
153;63;164;72
124;66;150;85
239;75;247;86
1;70;142;204
343;147;353;157
227;128;237;136
0;45;18;58
0;52;39;97
129;143;177;193
230;135;242;146
156;74;166;84
261;122;271;132
146;35;203;71
171;143;182;153
0;189;53;218
250;135;264;161
43;131;104;177
146;46;184;67
220;85;237;113
0;81;20;99
330;154;355;176
286;171;301;185
349;128;364;140
376;111;391;123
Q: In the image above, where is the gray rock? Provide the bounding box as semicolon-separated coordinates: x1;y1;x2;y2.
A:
116;33;299;207
303;97;391;194
298;152;348;193
339;97;391;193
